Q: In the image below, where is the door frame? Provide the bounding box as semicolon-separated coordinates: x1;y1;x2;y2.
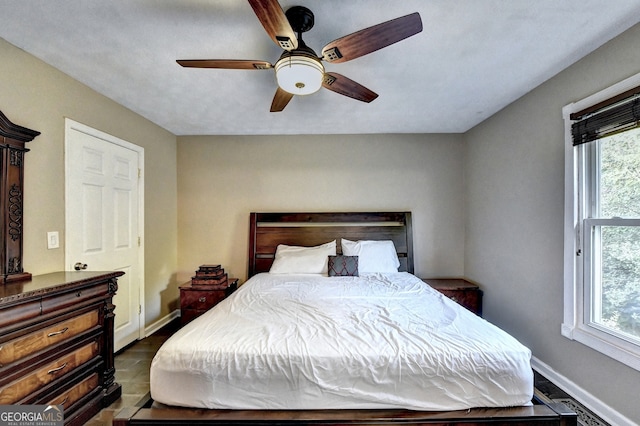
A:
64;118;145;344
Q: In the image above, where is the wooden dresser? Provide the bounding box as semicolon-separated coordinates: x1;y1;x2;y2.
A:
422;278;483;316
0;271;123;425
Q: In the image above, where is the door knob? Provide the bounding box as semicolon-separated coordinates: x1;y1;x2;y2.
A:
74;262;88;271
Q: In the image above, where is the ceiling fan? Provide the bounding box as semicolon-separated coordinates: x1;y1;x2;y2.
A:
177;0;422;112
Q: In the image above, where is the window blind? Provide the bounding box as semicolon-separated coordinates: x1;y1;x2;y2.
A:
571;85;640;146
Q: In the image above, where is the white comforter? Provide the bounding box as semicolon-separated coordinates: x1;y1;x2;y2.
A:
150;273;533;410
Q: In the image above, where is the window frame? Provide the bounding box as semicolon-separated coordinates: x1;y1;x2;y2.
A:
563;72;640;372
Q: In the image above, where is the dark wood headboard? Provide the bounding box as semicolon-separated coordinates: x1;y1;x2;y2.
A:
248;212;413;277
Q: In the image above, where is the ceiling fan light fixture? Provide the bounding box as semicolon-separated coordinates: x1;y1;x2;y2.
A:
275;55;324;95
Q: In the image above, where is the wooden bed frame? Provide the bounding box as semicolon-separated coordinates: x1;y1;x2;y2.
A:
114;212;576;426
248;211;414;276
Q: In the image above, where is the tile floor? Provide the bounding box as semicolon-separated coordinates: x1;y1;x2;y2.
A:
85;322;178;426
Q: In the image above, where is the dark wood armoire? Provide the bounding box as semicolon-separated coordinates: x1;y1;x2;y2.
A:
0;110;40;283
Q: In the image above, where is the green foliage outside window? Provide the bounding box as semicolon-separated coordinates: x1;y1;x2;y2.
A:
598;130;640;339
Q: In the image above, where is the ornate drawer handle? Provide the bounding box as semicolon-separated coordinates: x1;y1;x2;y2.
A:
59;396;69;407
48;327;69;337
48;362;68;375
198;296;207;303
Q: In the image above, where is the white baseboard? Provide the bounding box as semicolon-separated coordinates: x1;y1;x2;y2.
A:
531;356;637;426
144;309;180;337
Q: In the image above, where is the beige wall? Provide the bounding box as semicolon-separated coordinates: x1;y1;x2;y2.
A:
464;23;640;422
176;134;465;283
0;38;179;326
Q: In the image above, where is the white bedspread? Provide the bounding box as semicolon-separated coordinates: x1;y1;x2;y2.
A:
150;273;533;410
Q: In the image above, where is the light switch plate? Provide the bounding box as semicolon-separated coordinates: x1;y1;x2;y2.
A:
47;231;59;249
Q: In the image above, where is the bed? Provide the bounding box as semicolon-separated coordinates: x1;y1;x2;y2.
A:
114;212;576;425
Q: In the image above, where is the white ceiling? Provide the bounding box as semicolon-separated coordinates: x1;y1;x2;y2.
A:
2;1;640;135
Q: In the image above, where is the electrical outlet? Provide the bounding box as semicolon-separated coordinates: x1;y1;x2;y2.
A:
47;231;59;249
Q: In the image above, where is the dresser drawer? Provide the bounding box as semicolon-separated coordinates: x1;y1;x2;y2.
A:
41;283;109;315
48;372;100;411
180;280;237;325
0;309;100;368
0;299;41;328
0;340;99;404
180;289;227;311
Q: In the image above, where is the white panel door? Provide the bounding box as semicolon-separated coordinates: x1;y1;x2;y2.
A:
65;119;144;351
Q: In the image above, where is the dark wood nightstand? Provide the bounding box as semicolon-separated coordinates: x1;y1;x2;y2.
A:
180;278;238;325
421;278;483;316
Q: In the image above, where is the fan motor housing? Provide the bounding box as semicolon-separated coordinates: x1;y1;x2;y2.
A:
285;6;314;33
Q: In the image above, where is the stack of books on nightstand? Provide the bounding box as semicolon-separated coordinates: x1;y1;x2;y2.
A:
191;264;229;288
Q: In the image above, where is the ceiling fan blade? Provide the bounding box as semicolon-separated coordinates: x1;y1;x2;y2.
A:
322;72;378;103
321;12;422;63
177;59;273;70
270;87;294;112
248;0;298;51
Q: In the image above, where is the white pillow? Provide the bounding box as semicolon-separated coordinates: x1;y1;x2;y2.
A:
269;240;337;275
341;239;400;273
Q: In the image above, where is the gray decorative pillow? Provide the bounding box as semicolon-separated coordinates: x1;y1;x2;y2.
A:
328;255;359;277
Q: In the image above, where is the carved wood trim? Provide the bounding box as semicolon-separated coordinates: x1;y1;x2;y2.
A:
0;110;39;283
0;110;40;142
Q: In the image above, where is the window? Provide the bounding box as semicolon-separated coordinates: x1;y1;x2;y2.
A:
584;133;640;340
563;75;640;371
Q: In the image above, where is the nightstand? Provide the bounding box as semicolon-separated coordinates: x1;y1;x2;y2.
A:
180;278;238;325
422;278;483;316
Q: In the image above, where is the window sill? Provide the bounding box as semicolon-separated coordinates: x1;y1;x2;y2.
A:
562;322;640;371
